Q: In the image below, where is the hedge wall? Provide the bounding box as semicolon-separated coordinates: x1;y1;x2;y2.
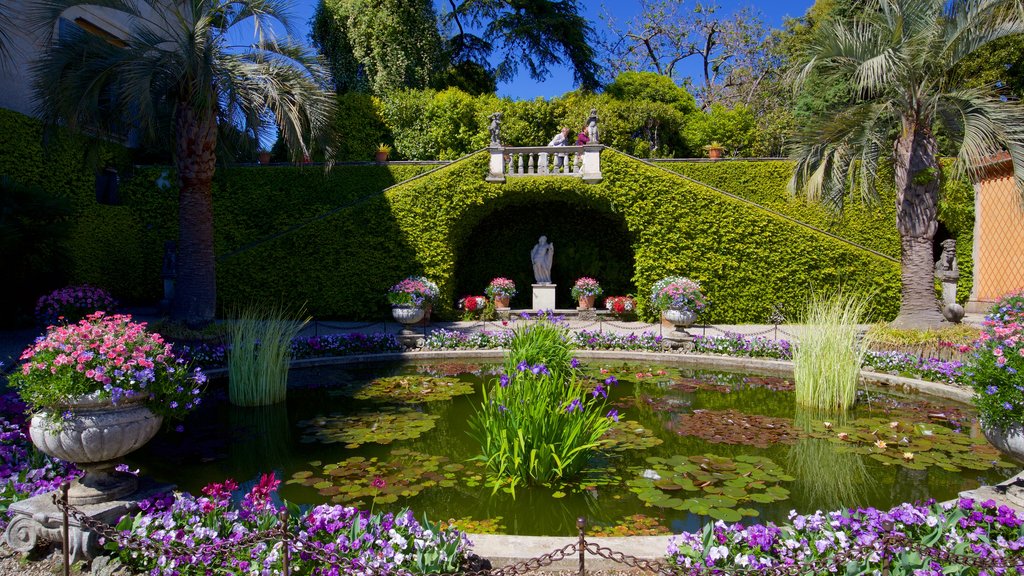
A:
658;159;976;303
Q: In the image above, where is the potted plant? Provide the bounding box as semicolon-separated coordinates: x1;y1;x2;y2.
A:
704;141;725;159
375;143;392;163
7;312;204;504
571;277;603;309
459;295;489;320
485;277;517;309
970;291;1024;461
650;276;708;328
258;149;272;165
35;284;118;327
604;295;637;318
388;276;439;325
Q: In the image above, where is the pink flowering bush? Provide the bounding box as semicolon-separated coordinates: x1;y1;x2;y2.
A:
650;276;708;314
485;277;517;299
387;276;439;307
968;291;1024;429
106;474;471;575
34;284;117;327
8;312;204;420
570;277;603;299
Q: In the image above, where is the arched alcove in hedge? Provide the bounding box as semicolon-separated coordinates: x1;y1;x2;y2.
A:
453;199;635;309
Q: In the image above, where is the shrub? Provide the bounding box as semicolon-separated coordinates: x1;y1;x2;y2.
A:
226;304;310;407
968;291;1024;429
8;312;204;420
34;284;118;327
792;294;873;412
468;319;616;490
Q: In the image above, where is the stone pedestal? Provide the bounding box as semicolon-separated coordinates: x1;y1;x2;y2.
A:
577;308;598;321
486;147;506;183
4;479;173;564
496;307;511;321
532;284;556;311
581;144;603;183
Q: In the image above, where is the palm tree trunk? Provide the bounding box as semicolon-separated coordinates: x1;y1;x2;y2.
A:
171;103;218;326
892;122;943;329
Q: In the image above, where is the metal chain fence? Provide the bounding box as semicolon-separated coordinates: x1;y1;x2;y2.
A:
50;487;1024;576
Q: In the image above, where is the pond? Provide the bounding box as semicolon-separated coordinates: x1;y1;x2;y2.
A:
128;359;1019;536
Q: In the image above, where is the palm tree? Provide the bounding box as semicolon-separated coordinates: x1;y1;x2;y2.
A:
0;1;16;68
788;0;1024;328
31;0;335;325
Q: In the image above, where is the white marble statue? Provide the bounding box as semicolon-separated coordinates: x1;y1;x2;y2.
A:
531;236;554;284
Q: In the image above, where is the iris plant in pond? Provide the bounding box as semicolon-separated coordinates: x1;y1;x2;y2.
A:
968;290;1024;431
468;318;616;491
388;276;439;308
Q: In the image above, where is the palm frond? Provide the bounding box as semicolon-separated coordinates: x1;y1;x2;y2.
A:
942;0;1024;68
938;88;1024;194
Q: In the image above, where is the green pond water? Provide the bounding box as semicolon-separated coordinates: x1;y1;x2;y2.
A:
128;360;1019;536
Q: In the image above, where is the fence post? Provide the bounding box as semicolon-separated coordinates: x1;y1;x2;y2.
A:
61;482;70;576
577;517;586;576
279;509;290;576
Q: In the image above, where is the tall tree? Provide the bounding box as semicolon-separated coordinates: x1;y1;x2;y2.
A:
601;0;767;108
442;0;600;90
32;0;335;325
311;0;444;95
789;0;1024;328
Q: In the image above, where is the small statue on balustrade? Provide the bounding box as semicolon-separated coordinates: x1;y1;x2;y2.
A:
488;112;502;146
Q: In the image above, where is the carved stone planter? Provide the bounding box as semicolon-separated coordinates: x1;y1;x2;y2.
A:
30;394;163;505
662;309;698;350
392;306;425;348
983;423;1024;464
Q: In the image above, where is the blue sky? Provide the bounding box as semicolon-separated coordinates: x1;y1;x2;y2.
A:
282;0;816;100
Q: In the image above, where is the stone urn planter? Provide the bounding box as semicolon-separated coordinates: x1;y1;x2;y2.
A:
982;423;1024;463
392;305;425;347
30;394;163;505
578;295;596;309
662;308;698;350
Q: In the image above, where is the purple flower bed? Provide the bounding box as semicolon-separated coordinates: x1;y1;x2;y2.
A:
422;329;513;349
863;350;965;384
569;330;664;351
667;499;1023;575
692;332;793;359
178;333;403;369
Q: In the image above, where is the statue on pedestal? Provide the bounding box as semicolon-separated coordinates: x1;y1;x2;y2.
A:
935;238;964;323
531;236;554;284
586;109;599;144
488;112;502;147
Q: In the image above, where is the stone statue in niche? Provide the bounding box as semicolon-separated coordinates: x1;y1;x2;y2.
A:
935;238;964;323
531;236;554;284
488;112;502;146
586;109;599;144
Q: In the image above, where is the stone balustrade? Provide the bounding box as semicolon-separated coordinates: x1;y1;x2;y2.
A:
487;145;603;184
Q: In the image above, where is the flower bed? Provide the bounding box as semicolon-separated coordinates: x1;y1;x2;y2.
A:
864;350;965;385
34;284;118;327
967;291;1024;429
179;333;404;369
667;498;1023;575
693;332;793;359
422;329;513;350
569;330;663;351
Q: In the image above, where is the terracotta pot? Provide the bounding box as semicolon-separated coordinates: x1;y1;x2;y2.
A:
258;152;272;165
494;295;510;309
578;295;596;309
30;394;163;504
375;151;389;163
707;147;724;159
982;422;1024;463
391;306;425;325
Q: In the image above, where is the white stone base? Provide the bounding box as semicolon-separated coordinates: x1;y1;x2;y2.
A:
532;284;556;310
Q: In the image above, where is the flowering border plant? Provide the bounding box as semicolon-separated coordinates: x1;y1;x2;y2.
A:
650;276;708;314
387;276;439;308
603;296;636;316
485;277;517;299
8;312;205;421
459;296;487;312
570;277;603;299
968;291;1024;429
34;284;118;327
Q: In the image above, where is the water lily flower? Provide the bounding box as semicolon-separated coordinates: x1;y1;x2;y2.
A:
837;432;850;440
903;452;914;461
874;439;887;449
823;422;833;430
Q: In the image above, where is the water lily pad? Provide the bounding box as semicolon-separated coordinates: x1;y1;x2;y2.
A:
600;419;664;452
296;407;439;447
590;515;671;537
287;449;476;506
808;417;1016;472
627;453;793;519
666;410;804;448
439;516;504;534
332;376;474;403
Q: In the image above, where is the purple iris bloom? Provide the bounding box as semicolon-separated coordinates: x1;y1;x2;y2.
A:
604;376;618;386
499;374;510;388
566;398;582;413
570;358;580;368
606;409;619;422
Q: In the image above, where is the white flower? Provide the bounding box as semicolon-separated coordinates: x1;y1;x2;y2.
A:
641;469;661;480
708;545;729;562
734;553;750;567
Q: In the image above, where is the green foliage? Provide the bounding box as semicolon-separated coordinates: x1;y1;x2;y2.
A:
468;319;613;490
793;293;873;412
331;93;390;161
865;323;979;347
605;72;698;114
682;103;760;157
226;303;310;407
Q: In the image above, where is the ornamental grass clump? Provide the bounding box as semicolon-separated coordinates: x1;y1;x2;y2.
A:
793;293;872;412
34;284;118;327
227;303;310;407
967;291;1024;431
8;312;204;420
469;319;616;491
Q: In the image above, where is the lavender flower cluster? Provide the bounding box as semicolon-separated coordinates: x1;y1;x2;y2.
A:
568;330;664;351
179;333;404;369
106;475;470;576
667;498;1023;575
863;351;965;384
692;332;793;359
422;329;514;349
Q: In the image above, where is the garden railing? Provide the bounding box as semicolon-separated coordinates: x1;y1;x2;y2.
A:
487;145;603;183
